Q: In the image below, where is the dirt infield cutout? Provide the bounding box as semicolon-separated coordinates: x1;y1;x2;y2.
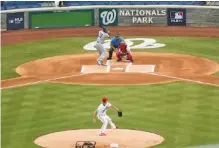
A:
34;129;164;148
1;52;219;88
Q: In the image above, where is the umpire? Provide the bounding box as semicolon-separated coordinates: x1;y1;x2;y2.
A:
107;33;124;60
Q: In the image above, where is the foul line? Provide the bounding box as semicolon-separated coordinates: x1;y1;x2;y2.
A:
152;65;156;72
1;73;88;90
149;73;219;87
125;63;132;72
106;65;111;73
81;65;85;73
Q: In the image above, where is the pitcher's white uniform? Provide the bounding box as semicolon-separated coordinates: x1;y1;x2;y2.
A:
94;30;110;64
96;102;116;134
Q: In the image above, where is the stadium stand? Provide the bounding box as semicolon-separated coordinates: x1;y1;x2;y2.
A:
1;1;204;10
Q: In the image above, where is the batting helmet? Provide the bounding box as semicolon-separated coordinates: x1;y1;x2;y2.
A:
100;26;108;33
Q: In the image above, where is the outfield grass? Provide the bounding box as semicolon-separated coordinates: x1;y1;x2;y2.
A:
2;37;219;148
2;83;219;148
2;37;219;79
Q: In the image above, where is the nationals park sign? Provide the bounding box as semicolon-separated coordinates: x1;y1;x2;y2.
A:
83;38;166;50
119;8;167;26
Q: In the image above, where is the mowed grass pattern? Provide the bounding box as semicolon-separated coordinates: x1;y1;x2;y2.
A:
1;37;219;148
2;83;219;148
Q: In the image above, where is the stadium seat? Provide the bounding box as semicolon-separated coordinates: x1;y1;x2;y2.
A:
4;1;18;9
109;1;123;5
1;6;6;10
78;1;93;6
145;1;157;5
65;1;80;6
131;1;145;5
122;1;132;5
156;1;171;5
91;1;106;5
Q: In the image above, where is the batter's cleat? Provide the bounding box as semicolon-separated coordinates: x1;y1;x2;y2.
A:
99;133;106;136
97;60;101;66
101;63;107;66
107;57;112;60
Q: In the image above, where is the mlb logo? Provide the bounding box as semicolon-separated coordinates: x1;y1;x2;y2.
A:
9;20;14;24
170;11;184;19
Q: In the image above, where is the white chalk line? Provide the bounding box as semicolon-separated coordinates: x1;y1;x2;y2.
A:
125;62;132;72
106;65;111;73
149;73;219;87
1;73;88;90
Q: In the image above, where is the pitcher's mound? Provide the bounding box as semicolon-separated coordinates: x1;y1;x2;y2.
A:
34;129;164;148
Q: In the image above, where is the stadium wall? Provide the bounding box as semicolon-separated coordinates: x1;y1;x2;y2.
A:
1;5;219;31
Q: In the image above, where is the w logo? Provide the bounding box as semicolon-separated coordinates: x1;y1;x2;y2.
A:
99;9;118;26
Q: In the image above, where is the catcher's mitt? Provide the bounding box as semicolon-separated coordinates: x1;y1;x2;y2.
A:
118;110;123;117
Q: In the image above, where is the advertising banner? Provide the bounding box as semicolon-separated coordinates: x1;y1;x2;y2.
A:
167;8;186;26
119;8;167;26
7;12;24;30
99;8;118;26
29;10;94;29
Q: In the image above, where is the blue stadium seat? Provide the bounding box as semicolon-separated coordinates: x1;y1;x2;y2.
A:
1;6;6;10
122;1;132;5
170;1;185;5
109;1;123;5
192;1;201;5
5;1;18;9
155;1;171;5
65;1;80;6
78;1;93;6
145;1;157;5
131;1;145;5
91;1;106;5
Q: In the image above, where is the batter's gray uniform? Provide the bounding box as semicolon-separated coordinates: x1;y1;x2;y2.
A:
94;30;110;65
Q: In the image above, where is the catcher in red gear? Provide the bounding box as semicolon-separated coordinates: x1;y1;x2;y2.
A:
116;41;134;63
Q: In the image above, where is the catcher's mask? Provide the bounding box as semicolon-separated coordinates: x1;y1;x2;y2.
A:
115;33;120;39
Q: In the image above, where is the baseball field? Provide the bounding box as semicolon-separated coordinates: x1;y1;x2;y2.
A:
1;26;219;148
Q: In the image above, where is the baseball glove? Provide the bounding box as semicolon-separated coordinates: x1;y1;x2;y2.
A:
118;110;123;117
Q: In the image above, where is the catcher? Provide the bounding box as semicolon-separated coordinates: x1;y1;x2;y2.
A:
116;41;134;63
93;97;122;136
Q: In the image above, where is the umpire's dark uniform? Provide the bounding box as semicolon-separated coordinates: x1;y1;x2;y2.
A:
107;34;124;60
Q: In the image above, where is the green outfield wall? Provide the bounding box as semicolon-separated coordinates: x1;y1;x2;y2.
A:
29;9;94;29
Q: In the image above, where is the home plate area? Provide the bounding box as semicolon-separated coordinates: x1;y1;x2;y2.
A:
81;60;155;74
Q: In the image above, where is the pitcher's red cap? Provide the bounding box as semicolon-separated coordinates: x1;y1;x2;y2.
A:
102;97;108;103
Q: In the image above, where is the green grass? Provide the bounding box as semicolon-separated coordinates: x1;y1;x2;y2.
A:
2;83;219;148
2;37;219;148
2;37;219;79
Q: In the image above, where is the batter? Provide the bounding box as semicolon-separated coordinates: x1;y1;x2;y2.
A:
94;26;110;66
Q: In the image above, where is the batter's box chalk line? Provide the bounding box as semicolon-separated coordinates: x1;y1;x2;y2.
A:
80;63;156;73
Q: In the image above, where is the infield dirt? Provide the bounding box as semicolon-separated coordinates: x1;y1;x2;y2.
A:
2;26;219;88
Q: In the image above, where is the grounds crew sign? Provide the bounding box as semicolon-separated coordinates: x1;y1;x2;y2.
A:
119;9;167;26
99;8;118;26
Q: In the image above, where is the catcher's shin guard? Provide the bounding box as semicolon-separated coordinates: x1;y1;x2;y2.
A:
107;50;113;60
